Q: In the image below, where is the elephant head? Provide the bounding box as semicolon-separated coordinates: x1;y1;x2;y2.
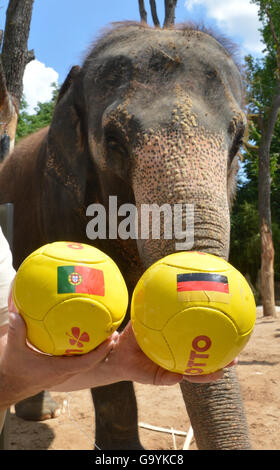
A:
41;22;250;449
44;22;245;271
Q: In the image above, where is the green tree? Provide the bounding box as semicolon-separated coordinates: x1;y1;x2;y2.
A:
0;0;35;158
16;83;58;142
244;0;280;317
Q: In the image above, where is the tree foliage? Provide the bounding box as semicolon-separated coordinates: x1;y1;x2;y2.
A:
16;83;58;142
230;0;280;307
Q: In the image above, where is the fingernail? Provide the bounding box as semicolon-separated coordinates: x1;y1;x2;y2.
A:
165;373;183;385
111;331;120;343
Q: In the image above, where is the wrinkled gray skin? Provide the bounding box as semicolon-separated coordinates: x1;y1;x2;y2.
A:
0;23;251;449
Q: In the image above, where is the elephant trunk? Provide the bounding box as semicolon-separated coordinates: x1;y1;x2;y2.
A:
131;128;251;449
181;368;252;449
132;127;230;267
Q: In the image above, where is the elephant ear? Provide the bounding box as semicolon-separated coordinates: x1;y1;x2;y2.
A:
40;66;97;240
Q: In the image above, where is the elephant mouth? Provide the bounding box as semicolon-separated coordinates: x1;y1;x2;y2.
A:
86;196;194;249
86;193;229;269
136;236;228;270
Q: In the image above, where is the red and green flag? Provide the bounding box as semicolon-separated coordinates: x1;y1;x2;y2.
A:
57;265;105;296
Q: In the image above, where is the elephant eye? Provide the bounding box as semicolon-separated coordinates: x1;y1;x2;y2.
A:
105;135;129;177
107;138;118;150
106;137;127;158
206;69;217;80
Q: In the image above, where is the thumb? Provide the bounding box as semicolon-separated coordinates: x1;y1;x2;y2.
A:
60;331;120;375
7;311;28;349
8;285;29;349
8;288;17;313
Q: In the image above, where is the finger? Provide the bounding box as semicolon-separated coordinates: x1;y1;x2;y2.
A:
226;358;238;367
8;292;18;313
109;330;120;344
58;333;120;373
86;337;115;364
154;368;183;386
183;369;224;383
7;278;15;309
183;356;239;384
7;311;28;348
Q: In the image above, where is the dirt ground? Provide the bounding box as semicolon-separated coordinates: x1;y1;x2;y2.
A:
6;307;280;450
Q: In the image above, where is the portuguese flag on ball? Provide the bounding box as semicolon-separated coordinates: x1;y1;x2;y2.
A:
57;265;105;296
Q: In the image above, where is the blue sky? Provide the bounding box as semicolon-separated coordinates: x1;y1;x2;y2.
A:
0;0;263;111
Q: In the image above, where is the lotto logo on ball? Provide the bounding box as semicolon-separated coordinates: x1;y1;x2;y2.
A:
185;335;212;375
131;251;256;375
13;241;128;355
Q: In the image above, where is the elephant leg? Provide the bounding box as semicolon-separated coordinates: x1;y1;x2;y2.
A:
15;391;60;421
180;368;252;450
91;381;144;450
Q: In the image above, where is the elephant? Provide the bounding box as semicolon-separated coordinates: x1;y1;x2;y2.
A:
0;21;251;449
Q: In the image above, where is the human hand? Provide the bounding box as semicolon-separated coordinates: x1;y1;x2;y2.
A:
111;321;183;386
38;318;237;392
182;358;238;383
0;294;118;408
114;321;237;386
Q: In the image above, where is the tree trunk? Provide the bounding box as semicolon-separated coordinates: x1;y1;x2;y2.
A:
258;86;280;318
139;0;178;28
260;221;276;316
150;0;160;27
164;0;178;28
0;43;15;159
138;0;147;24
1;0;35;107
0;0;35;156
258;147;275;317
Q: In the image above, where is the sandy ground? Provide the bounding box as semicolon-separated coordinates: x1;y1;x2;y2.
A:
6;308;280;450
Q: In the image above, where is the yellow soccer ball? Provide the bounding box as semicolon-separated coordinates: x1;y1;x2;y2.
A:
13;241;128;355
131;251;256;375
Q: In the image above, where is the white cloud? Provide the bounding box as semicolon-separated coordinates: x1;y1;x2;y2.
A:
185;0;263;55
23;60;59;114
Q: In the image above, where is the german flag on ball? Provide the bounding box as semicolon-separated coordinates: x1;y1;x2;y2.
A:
177;273;229;304
57;266;105;296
